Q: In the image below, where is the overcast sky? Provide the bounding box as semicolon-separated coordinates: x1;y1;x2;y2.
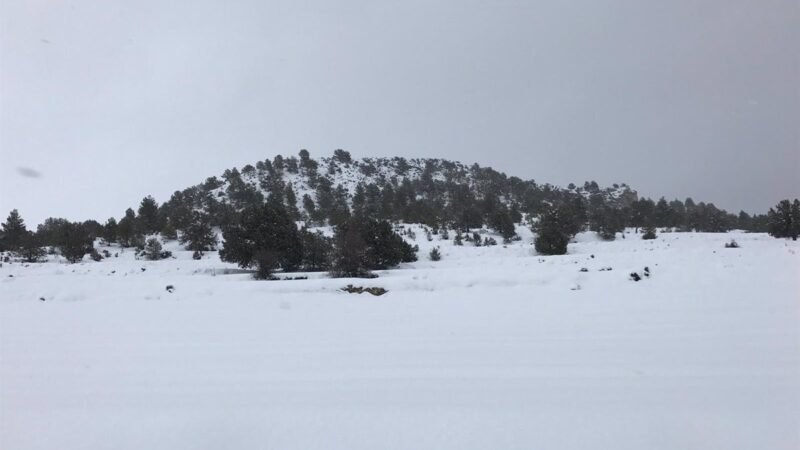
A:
2;0;798;226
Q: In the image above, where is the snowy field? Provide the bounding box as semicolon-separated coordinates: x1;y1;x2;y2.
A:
1;229;799;450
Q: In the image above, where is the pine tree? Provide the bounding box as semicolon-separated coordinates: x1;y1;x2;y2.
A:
179;213;217;253
791;199;800;240
117;208;140;247
352;183;367;217
284;184;301;221
767;200;793;239
302;194;320;224
488;210;516;242
14;231;46;262
161;219;178;241
2;209;27;250
143;237;167;260
102;218;118;243
429;247;442;261
654;197;672;228
330;185;351;225
333;149;352;164
220;201;302;279
592;206;625;240
299;228;333;271
35;217;69;248
534;205;572;255
59;222;93;263
330;221;370;278
330;218;417;278
137;196;160;235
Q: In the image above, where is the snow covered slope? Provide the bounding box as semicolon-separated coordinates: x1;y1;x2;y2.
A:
191;153;636;215
1;231;799;450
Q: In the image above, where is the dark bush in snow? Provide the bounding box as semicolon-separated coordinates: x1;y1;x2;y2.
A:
89;249;103;262
14;231;46;263
429;247;441;261
143;237;171;261
341;285;387;296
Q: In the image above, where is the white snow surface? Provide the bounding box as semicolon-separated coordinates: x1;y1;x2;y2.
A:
1;229;799;450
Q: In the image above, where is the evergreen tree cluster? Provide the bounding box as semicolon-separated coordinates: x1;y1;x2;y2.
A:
766;199;800;240
2;150;786;269
219;200;416;279
0;210;98;263
72;150;767;250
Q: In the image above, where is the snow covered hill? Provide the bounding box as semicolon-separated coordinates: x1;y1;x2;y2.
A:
177;151;637;222
2;230;799;450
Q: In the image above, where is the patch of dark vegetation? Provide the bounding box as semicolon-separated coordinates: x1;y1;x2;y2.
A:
341;285;388;296
630;266;651;281
89;249;103;262
724;239;739;248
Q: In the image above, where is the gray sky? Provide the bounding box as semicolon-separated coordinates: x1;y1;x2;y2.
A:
2;0;798;226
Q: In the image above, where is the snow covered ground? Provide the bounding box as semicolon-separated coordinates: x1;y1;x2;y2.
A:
1;229;799;450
